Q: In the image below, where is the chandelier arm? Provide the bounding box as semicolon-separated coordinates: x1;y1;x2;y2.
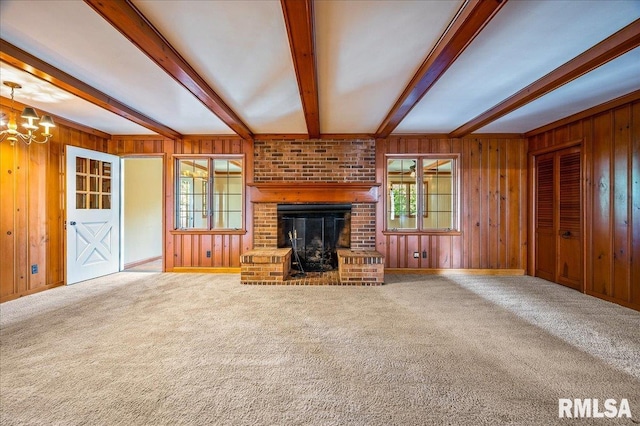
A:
1;81;54;146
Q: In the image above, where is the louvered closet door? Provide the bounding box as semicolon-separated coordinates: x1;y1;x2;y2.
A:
535;153;556;282
556;147;582;289
534;147;582;290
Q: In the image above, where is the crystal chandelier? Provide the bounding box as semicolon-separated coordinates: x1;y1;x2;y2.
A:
1;81;55;146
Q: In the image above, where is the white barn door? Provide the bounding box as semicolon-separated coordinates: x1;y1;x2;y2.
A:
66;146;120;284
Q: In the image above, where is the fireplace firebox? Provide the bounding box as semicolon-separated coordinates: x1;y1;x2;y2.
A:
277;204;351;272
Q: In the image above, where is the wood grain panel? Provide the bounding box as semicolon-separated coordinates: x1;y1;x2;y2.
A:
0;118;111;302
591;112;613;296
470;140;482;269
28;140;48;290
632;102;640;306
528;96;640;310
489;139;500;268
15;140;29;295
612;107;630;301
379;137;527;270
0;142;15;297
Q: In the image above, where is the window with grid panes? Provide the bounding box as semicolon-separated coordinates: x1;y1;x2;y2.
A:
175;157;243;230
386;156;458;232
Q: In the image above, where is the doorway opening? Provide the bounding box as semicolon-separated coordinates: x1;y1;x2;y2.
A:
121;157;163;272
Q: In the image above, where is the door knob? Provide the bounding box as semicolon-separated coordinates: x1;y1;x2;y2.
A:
70;221;77;226
561;231;571;238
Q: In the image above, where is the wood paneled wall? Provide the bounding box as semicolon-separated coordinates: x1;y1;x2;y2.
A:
1;120;110;302
110;136;252;272
528;98;640;310
377;137;528;271
1;132;253;301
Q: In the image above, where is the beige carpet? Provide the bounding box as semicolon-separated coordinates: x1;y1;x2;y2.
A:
1;272;638;425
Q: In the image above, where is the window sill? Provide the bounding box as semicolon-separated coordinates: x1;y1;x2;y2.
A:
171;229;247;235
382;230;462;236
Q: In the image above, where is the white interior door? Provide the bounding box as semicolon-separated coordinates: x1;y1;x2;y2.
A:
66;146;120;284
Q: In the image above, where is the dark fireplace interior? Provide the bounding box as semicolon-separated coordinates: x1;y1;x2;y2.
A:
278;204;351;273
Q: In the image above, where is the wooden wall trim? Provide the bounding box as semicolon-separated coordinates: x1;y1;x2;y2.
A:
172;267;241;273
525;89;640;137
385;268;525;276
247;182;380;204
528;138;583;156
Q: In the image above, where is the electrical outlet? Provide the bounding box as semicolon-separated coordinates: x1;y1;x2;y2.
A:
206;250;211;258
413;252;419;259
31;264;38;274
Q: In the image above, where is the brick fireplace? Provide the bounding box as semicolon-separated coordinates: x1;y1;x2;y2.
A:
240;139;384;285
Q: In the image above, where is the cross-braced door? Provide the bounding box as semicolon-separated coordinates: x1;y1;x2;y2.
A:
66;146;120;284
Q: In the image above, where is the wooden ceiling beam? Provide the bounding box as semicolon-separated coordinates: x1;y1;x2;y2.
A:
375;0;506;139
281;0;320;138
0;39;181;140
450;18;640;138
84;0;253;140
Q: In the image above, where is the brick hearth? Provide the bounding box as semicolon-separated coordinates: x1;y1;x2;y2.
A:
241;139;385;285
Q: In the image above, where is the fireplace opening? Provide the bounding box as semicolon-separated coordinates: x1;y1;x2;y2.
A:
278;204;351;273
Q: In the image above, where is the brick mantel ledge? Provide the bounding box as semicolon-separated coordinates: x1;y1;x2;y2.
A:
247;182;381;203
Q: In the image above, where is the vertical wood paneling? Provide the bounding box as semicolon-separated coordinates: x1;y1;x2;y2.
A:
632;102;640;306
498;139;507;268
631;102;640;306
0;142;16;297
488;139;499;268
461;138;471;268
508;140;520;268
47;132;63;286
379;136;527;271
591;112;613;296
0;120;113;302
1;132;252;301
612;107;630;301
528;97;640;310
28;142;48;290
470;140;482;268
15;142;29;295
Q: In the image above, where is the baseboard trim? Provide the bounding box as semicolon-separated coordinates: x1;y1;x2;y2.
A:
385;268;525;276
171;267;241;274
0;282;65;303
585;290;640;312
124;256;162;270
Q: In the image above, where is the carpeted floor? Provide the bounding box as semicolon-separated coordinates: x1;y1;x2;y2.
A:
1;272;638;425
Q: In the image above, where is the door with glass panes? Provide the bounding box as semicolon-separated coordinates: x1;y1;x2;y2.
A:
66;146;120;284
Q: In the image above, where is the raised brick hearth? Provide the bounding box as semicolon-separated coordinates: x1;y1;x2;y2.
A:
241;139;385;285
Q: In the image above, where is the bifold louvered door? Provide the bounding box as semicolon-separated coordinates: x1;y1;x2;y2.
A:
535;147;582;290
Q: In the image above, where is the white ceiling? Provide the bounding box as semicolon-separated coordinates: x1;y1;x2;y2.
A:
1;0;639;138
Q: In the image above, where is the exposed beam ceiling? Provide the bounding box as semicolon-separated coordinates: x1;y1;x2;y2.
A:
281;0;320;138
0;1;637;138
450;18;640;138
83;0;253;140
0;39;181;140
375;0;506;138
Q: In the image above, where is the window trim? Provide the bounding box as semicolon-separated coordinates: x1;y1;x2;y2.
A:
173;154;245;231
385;153;460;234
